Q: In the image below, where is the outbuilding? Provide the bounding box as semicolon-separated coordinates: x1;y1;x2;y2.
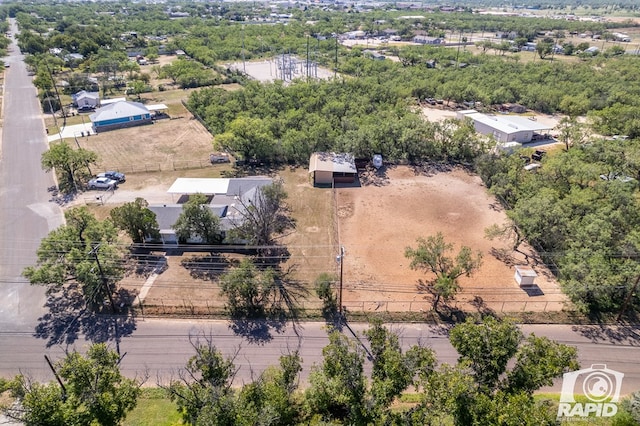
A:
309;152;358;187
457;110;551;143
89;101;152;133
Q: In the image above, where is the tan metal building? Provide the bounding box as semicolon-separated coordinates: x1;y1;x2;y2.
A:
308;152;358;187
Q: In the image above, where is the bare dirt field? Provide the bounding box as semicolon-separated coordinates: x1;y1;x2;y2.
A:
336;166;568;314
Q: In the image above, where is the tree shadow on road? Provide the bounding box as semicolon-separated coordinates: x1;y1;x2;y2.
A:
228;317;288;345
571;324;640;347
33;283;137;349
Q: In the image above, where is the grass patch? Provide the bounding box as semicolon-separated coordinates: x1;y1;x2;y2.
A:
124;388;182;426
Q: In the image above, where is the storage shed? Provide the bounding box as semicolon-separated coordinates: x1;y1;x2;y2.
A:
309;152;358;187
514;266;537;287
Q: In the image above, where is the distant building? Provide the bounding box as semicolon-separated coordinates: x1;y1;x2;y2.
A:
413;36;444;45
457;110;551;143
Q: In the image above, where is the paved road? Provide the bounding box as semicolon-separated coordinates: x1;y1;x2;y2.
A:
0;319;639;395
0;20;64;333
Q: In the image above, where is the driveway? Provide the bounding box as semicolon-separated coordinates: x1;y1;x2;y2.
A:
47;122;95;143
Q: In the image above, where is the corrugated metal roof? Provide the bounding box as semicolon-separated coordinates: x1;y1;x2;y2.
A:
309;152;357;174
460;111;551;134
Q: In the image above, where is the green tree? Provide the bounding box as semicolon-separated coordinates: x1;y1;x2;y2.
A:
405;318;579;425
23;207;124;310
165;336;238;426
235;352;302;426
449;316;523;391
228;180;292;258
536;41;553;59
304;330;368;424
405;232;482;311
365;318;436;414
219;259;278;318
557;116;589;151
109;197;161;244
172;193;222;244
41;141;98;193
5;343;140;426
314;272;338;317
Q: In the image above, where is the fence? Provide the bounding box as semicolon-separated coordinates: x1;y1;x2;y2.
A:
96;158;215;175
132;296;568;317
341;298;568;314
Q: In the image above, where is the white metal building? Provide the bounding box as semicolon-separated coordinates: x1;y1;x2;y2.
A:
457;110;551;143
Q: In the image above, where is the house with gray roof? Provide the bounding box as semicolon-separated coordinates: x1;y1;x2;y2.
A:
149;177;273;244
89;101;152;133
72;90;100;109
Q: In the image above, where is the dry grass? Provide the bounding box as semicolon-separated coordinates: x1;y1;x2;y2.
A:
68;91;214;173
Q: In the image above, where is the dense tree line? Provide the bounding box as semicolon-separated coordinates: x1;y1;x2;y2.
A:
477;139;640;316
189;79;488;163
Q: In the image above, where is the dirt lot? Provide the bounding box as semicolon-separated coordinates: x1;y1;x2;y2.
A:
336;166;568;314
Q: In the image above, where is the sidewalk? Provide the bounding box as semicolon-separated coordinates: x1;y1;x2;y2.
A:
47;122;95;143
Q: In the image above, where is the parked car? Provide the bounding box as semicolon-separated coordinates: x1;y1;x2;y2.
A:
97;171;126;183
531;150;546;161
87;177;118;190
209;153;231;164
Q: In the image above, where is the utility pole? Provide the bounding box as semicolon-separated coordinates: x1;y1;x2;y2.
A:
306;34;310;82
44;355;67;401
242;25;246;74
44;61;66;128
337;246;345;313
617;274;640;322
335;36;339;77
90;244;116;314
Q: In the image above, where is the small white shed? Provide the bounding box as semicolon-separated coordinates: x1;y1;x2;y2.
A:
514;266;537;287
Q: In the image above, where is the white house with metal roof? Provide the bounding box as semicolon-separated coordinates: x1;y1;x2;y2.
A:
89;101;152;133
457;110;551;143
148;177;273;244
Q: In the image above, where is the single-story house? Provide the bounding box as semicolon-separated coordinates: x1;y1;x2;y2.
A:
457;110;551;143
148;177;272;244
309;152;358;187
413;36;443;45
89;101;152;133
72;90;100;108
